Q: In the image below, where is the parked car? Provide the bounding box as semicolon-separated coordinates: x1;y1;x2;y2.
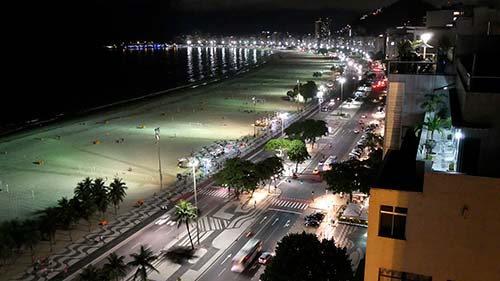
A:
304;220;320;227
353;129;360;134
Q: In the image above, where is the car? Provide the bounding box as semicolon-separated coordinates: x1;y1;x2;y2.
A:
361;115;367;118
321;106;329;112
313;166;320;175
304;219;320;227
258;252;274;265
310;212;325;221
353;129;360;134
358;119;364;124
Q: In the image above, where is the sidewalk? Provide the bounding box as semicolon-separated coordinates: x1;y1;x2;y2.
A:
11;98;320;281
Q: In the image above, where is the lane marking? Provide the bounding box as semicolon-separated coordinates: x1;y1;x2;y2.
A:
220;254;232;265
268;208;303;215
271;217;279;226
217;268;227;277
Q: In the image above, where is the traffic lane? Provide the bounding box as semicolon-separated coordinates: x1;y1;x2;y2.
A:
198;210;299;281
91;189;225;269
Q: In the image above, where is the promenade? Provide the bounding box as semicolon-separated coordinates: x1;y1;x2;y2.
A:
0;51;333;278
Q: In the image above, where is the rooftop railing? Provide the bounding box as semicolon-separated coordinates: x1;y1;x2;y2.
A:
387;60;454;75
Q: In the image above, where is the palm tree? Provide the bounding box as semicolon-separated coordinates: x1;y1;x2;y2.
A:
57;197;78;241
92;178;110;220
174;200;198;250
22;219;40;264
103;253;128;281
109;178;128;215
128;246;158;281
36;207;59;252
79;264;102;281
365;133;384;151
74;177;93;202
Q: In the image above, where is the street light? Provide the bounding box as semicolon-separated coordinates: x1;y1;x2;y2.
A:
420;32;433;60
317;90;324;112
279;112;288;136
154;128;163;191
189;157;200;245
338;77;346;116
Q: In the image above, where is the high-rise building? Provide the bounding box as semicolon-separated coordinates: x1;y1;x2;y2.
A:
314;17;331;46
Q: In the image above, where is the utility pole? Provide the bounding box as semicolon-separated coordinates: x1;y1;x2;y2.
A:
154;128;163;190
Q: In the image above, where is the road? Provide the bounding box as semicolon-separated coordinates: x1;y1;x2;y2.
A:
65;58;379;281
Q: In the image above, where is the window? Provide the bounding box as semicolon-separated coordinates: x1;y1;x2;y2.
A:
379;205;407;239
379;268;431;281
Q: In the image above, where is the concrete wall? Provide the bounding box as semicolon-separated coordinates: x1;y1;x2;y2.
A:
365;172;500;281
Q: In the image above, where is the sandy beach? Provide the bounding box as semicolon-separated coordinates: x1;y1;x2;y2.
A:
0;50;333;222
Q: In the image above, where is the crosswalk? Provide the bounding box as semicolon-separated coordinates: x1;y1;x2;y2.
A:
178;229;213;247
199;187;229;198
155;215;229;232
333;224;358;249
270;197;310;210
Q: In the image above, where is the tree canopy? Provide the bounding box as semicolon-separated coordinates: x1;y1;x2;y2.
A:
260;232;353;281
264;139;310;174
285;119;329;147
213;157;260;198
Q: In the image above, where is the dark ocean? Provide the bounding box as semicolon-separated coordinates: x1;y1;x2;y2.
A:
1;47;271;135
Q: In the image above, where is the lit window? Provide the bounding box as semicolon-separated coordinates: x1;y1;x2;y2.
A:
379;205;407;239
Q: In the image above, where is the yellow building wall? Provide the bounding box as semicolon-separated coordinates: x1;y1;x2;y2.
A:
365;172;500;281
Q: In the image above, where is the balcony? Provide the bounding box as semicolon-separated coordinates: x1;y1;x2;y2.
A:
416;112;461;173
387;60;455;75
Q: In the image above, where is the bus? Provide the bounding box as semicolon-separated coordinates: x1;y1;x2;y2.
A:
322;155;337;172
230;238;262;273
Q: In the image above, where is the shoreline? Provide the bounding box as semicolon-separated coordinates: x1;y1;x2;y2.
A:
0;50;333;223
0;47;274;140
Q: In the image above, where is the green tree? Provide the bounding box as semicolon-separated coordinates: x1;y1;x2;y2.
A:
301;119;328;148
321;160;376;200
260;232;353;281
57;197;78;241
265;139;290;157
36;207;59;252
213;157;260;198
256;156;284;192
300;81;318;102
79;264;103;281
74;177;93;202
0;227;14;265
102;253;129;281
109;178;128;215
92;178;109;220
287;140;310;174
364;132;383;152
22;219;40;264
174;200;198;250
128;245;158;281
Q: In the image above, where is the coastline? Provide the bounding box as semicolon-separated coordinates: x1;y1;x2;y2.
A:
0;50;334;222
0;48;274;140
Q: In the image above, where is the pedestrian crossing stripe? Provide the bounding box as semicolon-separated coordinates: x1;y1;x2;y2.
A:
178;230;213;247
270;198;310;210
199;187;229;198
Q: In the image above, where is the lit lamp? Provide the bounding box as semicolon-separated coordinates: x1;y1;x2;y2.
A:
317;90;324;112
189;157;200;245
279;112;289;136
338;77;346;116
420;33;433;60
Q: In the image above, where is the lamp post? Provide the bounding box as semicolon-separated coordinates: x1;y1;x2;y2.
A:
317;90;324;112
338;77;346;116
154;128;163;191
296;80;300;111
279;112;288;136
420;33;432;60
190;157;200;245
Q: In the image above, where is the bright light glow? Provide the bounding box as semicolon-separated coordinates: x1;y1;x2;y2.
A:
189;157;200;167
317;91;324;98
187;40;192;45
347;61;354;67
338;77;346;84
455;130;464;140
420;32;433;43
279;112;289;120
